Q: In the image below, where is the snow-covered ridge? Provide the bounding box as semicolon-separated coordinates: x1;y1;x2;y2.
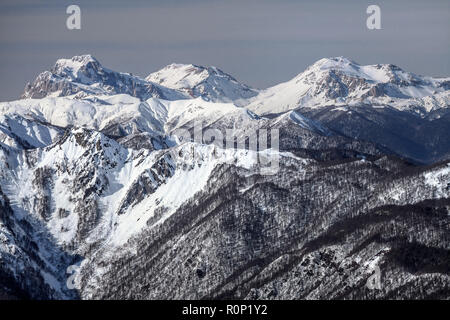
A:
0;113;61;150
22;55;186;101
305;57;443;85
0;123;292;252
2;54;449;165
22;55;258;104
0;94;268;143
0;95;167;136
246;56;449;115
18;54;450;117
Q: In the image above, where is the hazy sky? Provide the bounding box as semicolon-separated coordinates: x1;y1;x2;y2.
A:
0;0;449;101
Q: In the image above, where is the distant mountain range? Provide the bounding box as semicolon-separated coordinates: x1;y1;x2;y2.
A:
15;55;450;163
0;55;448;299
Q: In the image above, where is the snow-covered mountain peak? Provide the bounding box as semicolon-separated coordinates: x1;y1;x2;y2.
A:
36;54;106;88
308;56;357;71
56;54;98;64
302;57;410;84
145;63;210;91
246;57;450;115
146;62;258;103
21;55;186;101
52;54;100;78
303;57;449;89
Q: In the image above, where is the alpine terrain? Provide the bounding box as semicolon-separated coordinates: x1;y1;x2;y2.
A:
0;55;449;299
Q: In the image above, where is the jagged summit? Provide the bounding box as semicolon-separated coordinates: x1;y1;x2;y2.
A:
21;55;185;101
52;54;100;75
49;55;104;84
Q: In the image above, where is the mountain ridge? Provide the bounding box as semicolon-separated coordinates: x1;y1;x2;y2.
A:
246;56;450;115
0;54;449;300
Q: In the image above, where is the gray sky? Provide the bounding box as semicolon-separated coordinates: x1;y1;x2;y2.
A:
0;0;449;101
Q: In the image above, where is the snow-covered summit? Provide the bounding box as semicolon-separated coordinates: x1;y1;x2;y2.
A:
21;55;186;101
246;57;450;115
146;63;258;104
304;56;445;87
146;63;213;89
52;54;100;78
21;56;259;104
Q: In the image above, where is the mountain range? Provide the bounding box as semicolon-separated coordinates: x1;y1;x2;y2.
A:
0;55;448;299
